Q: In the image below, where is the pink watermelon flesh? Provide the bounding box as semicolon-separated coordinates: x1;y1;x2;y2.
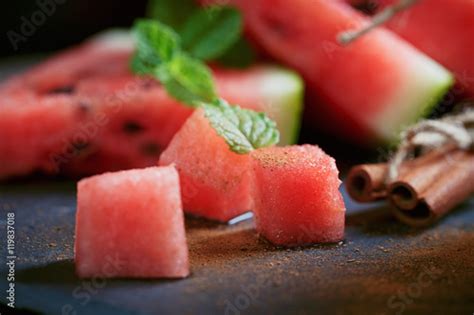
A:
206;0;453;145
159;109;251;222
0;94;82;178
374;0;474;98
0;31;302;179
159;108;251;222
75;166;189;278
250;145;345;246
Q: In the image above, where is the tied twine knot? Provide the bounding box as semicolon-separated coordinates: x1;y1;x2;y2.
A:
387;106;474;183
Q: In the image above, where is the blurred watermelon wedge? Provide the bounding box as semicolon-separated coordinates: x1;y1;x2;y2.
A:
373;0;474;98
0;30;303;179
202;0;454;145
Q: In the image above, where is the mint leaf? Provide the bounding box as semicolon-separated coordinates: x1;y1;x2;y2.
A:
132;19;179;71
131;20;217;106
217;37;256;68
203;99;280;154
147;0;198;30
180;6;242;61
153;54;217;106
129;51;150;75
130;19;279;155
163;53;217;104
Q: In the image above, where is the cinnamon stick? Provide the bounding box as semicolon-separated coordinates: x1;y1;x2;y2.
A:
389;151;474;227
346;149;474;226
346;150;448;203
387;149;457;210
346;163;388;202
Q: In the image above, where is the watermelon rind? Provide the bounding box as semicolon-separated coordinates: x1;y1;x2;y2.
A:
371;57;454;145
89;28;134;51
256;66;304;145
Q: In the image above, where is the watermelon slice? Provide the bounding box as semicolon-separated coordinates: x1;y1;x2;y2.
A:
75;166;189;278
203;0;453;145
373;0;474;98
0;94;82;179
159;108;251;222
250;145;345;246
0;30;303;179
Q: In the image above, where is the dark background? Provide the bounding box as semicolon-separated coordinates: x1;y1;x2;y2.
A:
1;0;148;58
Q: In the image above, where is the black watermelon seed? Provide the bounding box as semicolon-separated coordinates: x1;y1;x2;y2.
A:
140;142;161;156
72;141;90;152
123;121;146;134
47;85;75;95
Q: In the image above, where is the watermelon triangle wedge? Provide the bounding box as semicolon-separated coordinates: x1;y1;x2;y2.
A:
374;0;474;98
0;30;303;179
203;0;454;145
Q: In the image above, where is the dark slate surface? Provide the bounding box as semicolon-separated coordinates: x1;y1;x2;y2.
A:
0;180;473;315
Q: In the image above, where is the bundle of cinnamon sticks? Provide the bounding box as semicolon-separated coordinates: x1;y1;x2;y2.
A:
346;149;474;227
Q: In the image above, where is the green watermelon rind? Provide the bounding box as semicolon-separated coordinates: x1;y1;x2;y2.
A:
419;73;455;120
257;66;304;145
369;57;454;148
386;73;454;147
277;68;304;145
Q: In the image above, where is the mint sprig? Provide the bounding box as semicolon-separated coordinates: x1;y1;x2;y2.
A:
130;19;279;154
157;53;217;104
203;100;280;154
133;19;179;67
131;19;216;105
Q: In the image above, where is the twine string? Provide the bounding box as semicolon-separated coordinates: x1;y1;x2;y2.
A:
338;0;420;45
387;107;474;183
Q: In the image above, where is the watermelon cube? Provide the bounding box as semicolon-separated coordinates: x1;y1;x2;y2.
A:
159;109;251;222
250;145;345;246
75;166;189;278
